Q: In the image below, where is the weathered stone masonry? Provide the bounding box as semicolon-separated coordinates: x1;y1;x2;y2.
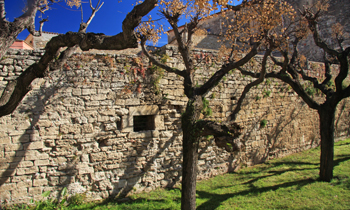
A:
0;47;349;204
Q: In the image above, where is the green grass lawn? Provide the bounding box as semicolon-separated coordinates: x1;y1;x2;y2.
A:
11;138;350;210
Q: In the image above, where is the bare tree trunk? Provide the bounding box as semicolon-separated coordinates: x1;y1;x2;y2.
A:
318;104;336;182
181;99;201;210
181;127;199;210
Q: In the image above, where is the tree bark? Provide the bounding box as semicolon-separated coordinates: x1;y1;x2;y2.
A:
181;98;201;210
181;125;199;210
318;104;336;182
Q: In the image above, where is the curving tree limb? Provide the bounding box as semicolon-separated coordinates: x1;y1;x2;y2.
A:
231;48;272;120
0;0;158;117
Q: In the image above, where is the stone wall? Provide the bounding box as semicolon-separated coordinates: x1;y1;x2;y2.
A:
0;47;349;204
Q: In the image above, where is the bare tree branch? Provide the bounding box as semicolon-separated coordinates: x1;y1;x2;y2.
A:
231;49;272;120
79;0;104;32
268;71;320;109
28;17;48;36
140;39;185;77
197;43;260;96
86;0;103;28
334;52;350;95
302;9;338;56
162;11;192;72
224;0;263;11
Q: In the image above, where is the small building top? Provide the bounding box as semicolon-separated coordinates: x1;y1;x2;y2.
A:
9;40;34;50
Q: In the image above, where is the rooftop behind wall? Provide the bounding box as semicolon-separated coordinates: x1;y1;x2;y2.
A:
0;47;349;204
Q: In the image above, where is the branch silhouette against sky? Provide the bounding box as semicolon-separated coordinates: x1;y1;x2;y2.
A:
5;0;242;46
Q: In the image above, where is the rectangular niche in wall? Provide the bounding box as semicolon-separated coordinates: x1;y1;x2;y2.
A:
123;105;165;133
133;115;155;132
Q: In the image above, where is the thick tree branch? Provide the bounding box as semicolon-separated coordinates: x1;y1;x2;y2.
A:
164;13;192;72
122;0;157;45
334;52;350;95
321;56;332;86
239;58;321;110
197;43;259;96
231;49;271;120
0;0;157;117
267;71;320;110
302;10;338;56
53;0;103;70
195;120;242;152
298;67;333;96
186;15;200;49
0;0;41;58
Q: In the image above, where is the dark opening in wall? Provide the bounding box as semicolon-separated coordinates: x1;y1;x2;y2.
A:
133;115;155;132
116;116;122;130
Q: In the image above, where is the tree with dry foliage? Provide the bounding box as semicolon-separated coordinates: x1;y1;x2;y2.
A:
237;0;350;182
138;0;295;209
0;0;158;117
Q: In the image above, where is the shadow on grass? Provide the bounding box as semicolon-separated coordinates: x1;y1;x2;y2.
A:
196;153;350;210
335;141;350;146
196;178;316;210
334;154;350;167
70;188;182;210
234;161;319;176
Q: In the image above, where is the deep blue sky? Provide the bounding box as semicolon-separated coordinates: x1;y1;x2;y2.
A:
6;0;241;47
6;0;174;46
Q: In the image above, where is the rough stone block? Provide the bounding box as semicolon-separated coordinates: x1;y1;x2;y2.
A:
18;161;34;168
0;190;11;201
60;124;81;134
37;120;53;127
0;183;16;192
48;176;59;186
0;136;11;144
11;188;28;198
90;152;107;162
29;187;42;196
99;110;115;116
128;131;152;139
5;144;23;152
34;159;49;166
77;163;94;175
82;88;96;95
82;124;94;133
107;152;123;160
22;141;43;150
33;179;48;187
125;98;140;106
16;166;38;175
155;115;165;130
116;108;129;116
91;94;107;101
